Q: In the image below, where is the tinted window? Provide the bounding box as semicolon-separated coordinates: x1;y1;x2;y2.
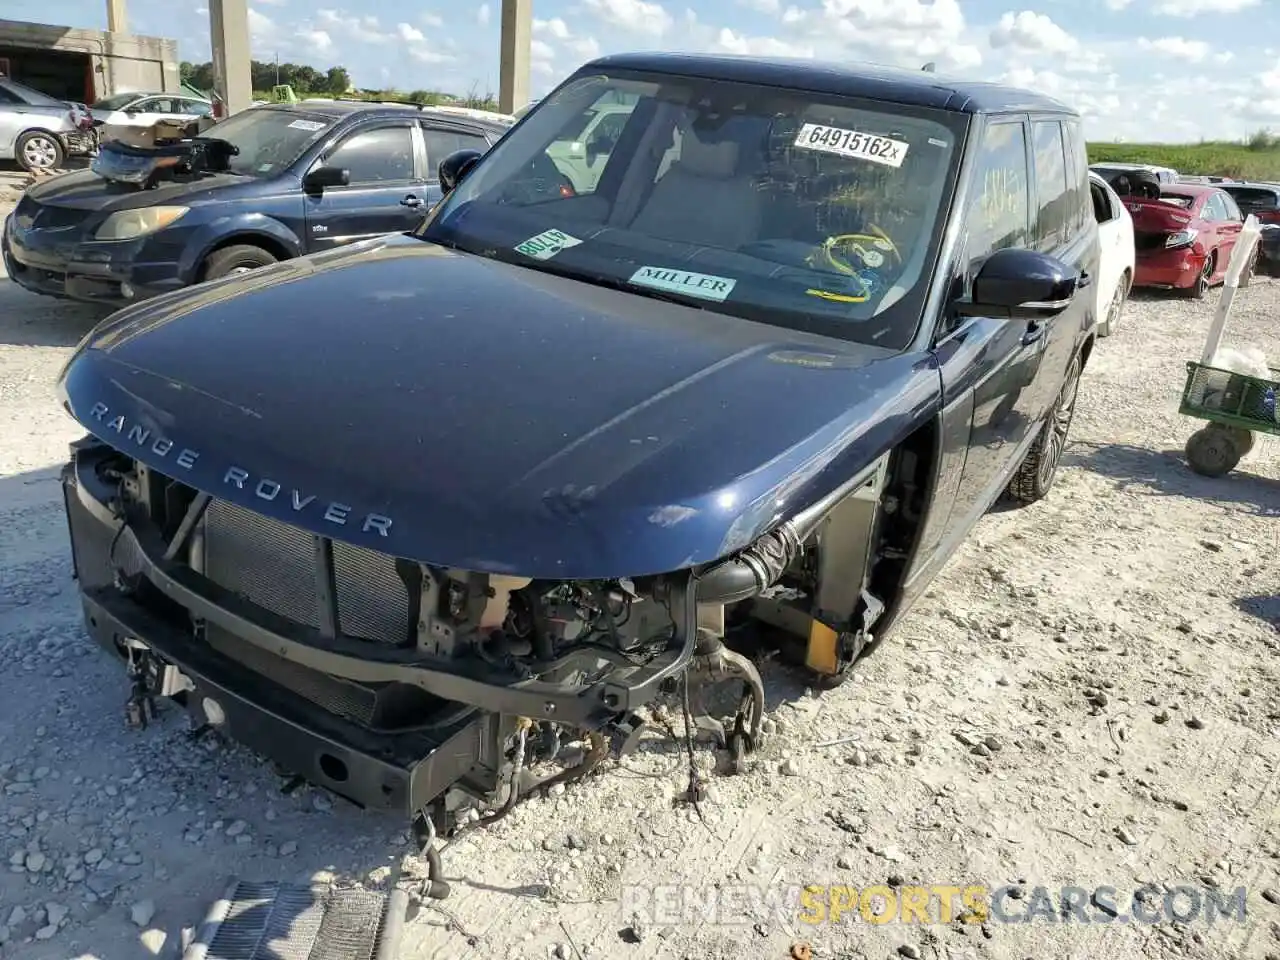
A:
1031;120;1070;250
183;100;213;117
1090;179;1117;224
1201;194;1223;221
1223;187;1280;211
422;127;490;175
0;77;63;107
966;120;1030;260
135;98;176;113
1219;191;1243;220
326;125;415;183
1061;120;1091;235
92;92;142;112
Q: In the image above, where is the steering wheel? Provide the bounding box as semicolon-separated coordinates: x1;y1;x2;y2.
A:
497;153;577;205
804;225;902;304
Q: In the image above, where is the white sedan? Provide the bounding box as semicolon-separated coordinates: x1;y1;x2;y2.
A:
1089;170;1135;337
91;92;214;147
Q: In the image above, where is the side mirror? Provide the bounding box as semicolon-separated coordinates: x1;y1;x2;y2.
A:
955;248;1081;320
439;149;483;192
304;166;350;191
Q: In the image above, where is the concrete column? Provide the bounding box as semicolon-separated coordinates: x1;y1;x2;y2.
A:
498;0;531;115
209;0;253;116
106;0;127;33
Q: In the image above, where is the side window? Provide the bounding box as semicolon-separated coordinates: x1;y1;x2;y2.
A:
1090;179;1117;224
1220;192;1243;221
964;120;1031;264
1031;120;1070;250
421;127;490;178
1061;120;1091;235
1201;195;1221;222
323;124;415;184
185;100;213;118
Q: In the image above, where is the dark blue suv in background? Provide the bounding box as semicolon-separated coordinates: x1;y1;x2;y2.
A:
2;101;511;304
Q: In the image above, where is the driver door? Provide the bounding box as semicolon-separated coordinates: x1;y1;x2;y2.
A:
303;120;429;252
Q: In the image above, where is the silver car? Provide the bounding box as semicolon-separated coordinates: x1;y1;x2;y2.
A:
0;75;97;172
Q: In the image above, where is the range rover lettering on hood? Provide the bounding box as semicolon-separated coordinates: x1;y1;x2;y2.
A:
86;401;394;537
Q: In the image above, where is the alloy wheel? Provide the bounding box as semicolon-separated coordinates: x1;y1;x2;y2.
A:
1106;282;1125;334
1197;257;1213;298
1038;363;1080;489
21;135;59;170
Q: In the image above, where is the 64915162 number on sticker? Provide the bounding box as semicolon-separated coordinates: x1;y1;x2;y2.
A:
793;123;909;168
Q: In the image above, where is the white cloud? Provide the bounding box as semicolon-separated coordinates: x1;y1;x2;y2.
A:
776;0;981;72
568;35;603;59
534;17;573;39
396;22;425;43
477;3;491;25
1154;0;1259;14
247;8;276;44
714;28;814;57
583;0;675;36
739;0;782;12
316;10;393;43
1137;36;1211;62
990;11;1079;55
1104;0;1133;8
301;29;333;54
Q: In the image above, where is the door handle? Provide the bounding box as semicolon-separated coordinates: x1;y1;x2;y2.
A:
400;195;423;208
1022;320;1047;345
1076;270;1092;289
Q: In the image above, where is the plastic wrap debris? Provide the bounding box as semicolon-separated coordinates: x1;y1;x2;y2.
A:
1193;346;1278;423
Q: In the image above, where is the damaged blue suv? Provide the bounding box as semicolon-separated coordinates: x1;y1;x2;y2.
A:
55;53;1098;864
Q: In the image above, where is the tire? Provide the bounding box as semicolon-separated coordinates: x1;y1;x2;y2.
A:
1185;424;1242;477
200;244;278;282
1098;273;1129;337
1007;352;1082;504
15;130;64;173
1189;252;1215;300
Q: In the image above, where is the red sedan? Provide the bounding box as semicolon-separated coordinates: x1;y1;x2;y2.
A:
1127;184;1246;299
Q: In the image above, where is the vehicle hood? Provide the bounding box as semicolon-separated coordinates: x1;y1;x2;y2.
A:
25;168;253;213
58;234;940;579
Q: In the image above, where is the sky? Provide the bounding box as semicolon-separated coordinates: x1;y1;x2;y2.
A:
9;0;1280;142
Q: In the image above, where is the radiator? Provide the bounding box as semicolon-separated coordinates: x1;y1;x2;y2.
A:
198;500;411;646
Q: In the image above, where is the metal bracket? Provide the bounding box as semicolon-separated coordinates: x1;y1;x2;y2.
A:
683;629;765;773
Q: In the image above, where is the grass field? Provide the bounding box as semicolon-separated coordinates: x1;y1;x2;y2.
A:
1086;133;1280;182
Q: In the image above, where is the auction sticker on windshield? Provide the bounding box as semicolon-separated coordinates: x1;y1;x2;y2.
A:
515;229;582;261
288;119;326;132
794;123;909;169
630;266;736;302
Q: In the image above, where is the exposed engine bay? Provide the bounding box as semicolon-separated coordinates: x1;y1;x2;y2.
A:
62;433;914;900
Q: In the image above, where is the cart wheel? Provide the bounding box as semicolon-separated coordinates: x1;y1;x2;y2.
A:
1221;425;1255;457
1185;425;1242;477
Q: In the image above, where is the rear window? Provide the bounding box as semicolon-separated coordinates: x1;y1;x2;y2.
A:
0;77;64;108
1223;187;1280;210
1157;194;1195;209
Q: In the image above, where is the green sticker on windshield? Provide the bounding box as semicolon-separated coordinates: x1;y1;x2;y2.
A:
515;229;582;261
630;266;736;302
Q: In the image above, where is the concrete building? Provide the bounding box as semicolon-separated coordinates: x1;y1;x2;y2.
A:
0;17;180;104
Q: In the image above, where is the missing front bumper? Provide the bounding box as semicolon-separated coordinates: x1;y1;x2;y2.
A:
61;440;701;812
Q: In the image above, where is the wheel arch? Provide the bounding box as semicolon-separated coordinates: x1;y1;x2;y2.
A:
197;234;292;278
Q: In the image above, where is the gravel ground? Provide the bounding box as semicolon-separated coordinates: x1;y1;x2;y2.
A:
1;192;1279;960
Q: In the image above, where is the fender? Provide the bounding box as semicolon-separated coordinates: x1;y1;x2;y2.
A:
177;213;305;283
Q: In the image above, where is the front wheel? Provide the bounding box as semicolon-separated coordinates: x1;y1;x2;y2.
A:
200;244;278;282
16;131;64;173
1007;353;1082;504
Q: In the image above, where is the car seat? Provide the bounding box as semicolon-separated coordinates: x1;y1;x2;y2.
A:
628;118;764;250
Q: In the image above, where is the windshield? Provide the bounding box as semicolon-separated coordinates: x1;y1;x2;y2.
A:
200;107;334;177
92;92;143;112
418;71;965;349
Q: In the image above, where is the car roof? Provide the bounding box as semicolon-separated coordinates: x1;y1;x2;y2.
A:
583;52;1078;115
1220;181;1280;192
255;100;510;132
